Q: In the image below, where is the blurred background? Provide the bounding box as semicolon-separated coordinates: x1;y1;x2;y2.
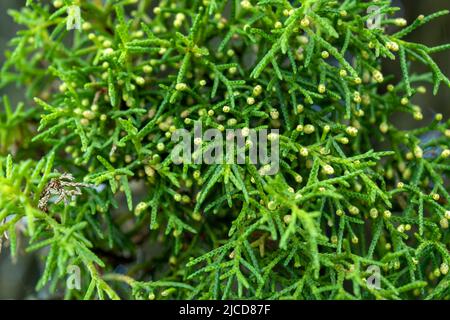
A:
0;0;449;299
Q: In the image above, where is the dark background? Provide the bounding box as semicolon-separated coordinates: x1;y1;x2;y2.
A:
0;0;449;299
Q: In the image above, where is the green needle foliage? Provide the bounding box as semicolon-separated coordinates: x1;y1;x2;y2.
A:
1;0;450;300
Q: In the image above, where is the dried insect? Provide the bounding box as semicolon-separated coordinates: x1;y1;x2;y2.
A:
0;219;8;254
38;173;93;212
